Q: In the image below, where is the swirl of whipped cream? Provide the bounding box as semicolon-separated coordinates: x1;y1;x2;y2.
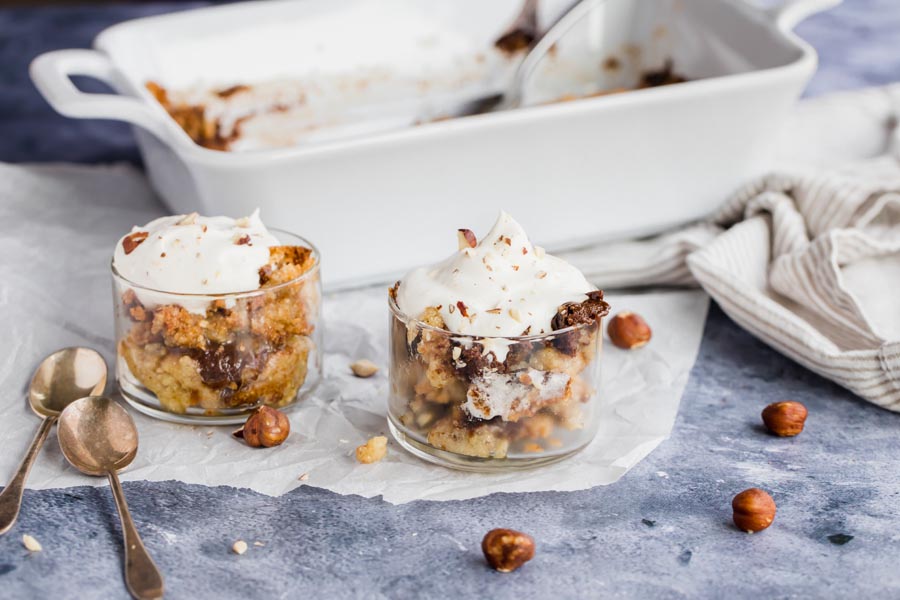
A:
395;212;596;359
113;209;280;312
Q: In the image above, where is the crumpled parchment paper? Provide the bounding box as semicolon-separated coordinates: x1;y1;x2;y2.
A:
0;162;708;503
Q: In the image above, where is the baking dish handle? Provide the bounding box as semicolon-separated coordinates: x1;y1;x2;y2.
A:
766;0;842;31
30;49;169;140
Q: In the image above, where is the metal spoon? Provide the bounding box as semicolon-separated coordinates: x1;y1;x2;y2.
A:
57;396;164;600
454;0;608;117
0;347;107;534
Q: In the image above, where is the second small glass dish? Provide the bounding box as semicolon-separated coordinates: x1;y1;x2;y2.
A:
112;231;322;425
387;294;604;472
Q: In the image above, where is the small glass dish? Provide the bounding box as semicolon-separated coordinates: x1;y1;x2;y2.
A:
387;294;603;471
112;231;321;424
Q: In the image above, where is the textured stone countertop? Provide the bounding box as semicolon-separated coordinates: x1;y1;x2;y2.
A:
1;2;899;598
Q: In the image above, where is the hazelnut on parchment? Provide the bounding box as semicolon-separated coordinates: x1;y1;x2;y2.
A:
607;311;652;349
482;529;535;572
350;359;379;378
233;406;290;448
762;401;808;437
356;436;388;464
732;488;776;533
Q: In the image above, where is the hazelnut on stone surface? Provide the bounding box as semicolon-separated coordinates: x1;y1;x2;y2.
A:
762;401;808;437
607;311;652;349
482;529;535;573
732;488;776;533
232;540;248;555
233;406;290;448
22;534;42;552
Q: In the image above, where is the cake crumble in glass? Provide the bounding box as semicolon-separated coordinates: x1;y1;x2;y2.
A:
112;210;321;424
388;212;609;470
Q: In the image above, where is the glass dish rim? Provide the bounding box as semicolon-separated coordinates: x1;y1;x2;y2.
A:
388;291;605;342
110;227;320;299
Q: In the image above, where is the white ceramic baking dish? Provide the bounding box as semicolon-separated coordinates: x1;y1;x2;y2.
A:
31;0;840;289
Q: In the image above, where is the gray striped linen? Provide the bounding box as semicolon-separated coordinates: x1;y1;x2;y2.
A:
565;157;900;411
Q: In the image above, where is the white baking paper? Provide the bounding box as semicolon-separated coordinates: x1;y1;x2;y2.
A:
0;162;708;503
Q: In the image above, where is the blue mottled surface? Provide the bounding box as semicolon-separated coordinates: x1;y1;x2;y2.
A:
1;2;899;598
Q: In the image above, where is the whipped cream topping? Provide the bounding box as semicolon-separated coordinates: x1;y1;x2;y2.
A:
395;212;596;360
113;210;280;311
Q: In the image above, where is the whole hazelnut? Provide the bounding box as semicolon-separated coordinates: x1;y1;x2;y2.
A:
732;488;776;533
233;406;290;448
607;311;652;349
762;401;808;437
482;528;535;573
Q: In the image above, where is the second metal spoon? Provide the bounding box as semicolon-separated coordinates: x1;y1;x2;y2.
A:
0;347;107;534
57;396;164;600
455;0;609;117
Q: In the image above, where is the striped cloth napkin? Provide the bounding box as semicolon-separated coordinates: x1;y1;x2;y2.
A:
565;86;900;410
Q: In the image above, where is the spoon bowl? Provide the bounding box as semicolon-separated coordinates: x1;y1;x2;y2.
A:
57;396;138;475
58;396;164;600
29;347;108;417
0;347;107;535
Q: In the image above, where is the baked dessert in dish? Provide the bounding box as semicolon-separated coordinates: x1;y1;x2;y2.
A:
145;60;686;152
146;80;314;151
387;212;609;469
112;210;321;422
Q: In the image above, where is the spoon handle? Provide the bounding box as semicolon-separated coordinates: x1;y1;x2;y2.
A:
107;471;165;600
0;416;55;535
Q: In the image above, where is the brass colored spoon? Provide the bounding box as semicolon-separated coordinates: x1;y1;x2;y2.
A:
0;347;107;534
57;396;164;600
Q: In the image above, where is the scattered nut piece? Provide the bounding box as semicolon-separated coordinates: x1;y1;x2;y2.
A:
234;233;252;246
234;216;251;228
217;84;250;99
508;307;522;322
457;228;477;249
232;540;248;555
762;401;808;437
452;347;462;361
350;359;379;378
176;212;199;226
732;488;776;533
482;529;535;572
298;473;310;482
233;406;290;448
22;534;42;552
253;541;265;547
356;436;388;464
534;246;546;259
607;311;652;349
122;231;149;255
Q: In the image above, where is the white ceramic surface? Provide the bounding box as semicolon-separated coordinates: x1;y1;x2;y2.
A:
30;0;840;289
